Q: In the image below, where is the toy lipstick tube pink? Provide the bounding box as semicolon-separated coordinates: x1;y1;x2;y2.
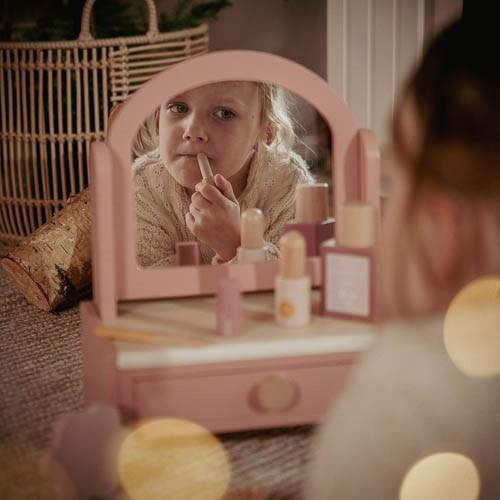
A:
217;277;241;336
274;230;311;327
236;208;266;263
196;153;216;186
284;183;335;256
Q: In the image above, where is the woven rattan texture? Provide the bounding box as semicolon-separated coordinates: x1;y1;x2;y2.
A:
0;267;313;499
0;0;209;247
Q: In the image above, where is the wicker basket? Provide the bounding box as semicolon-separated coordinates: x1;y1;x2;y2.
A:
0;0;209;247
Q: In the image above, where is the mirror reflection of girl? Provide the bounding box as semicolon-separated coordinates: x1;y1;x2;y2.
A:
305;18;500;500
133;81;314;266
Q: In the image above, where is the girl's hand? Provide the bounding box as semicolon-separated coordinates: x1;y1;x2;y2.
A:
185;174;241;261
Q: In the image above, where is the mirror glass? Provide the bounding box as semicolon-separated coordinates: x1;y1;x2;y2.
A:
132;80;332;267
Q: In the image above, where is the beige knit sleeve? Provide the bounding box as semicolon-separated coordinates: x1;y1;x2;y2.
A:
134;157;177;267
261;154;316;259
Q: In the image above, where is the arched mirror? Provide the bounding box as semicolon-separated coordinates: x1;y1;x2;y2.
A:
131;81;333;268
90;50;376;315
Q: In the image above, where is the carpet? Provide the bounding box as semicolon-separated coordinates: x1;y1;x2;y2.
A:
0;263;314;499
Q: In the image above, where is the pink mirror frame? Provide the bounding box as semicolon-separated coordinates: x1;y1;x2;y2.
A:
89;50;380;321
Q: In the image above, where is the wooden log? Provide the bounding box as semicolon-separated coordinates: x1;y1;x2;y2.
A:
0;189;91;311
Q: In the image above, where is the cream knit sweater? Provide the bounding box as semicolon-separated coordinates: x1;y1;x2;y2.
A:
134;147;314;267
305;314;500;499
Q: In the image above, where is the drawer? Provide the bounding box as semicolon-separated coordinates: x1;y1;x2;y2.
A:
118;355;357;432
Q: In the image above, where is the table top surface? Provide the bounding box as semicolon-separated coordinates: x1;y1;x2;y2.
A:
96;291;379;368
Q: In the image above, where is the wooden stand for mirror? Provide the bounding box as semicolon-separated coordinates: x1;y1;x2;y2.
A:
82;293;378;431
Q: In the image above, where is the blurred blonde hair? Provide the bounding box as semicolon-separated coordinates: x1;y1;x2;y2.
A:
382;19;500;317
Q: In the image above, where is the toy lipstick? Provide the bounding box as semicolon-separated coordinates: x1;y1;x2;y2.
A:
196;153;215;186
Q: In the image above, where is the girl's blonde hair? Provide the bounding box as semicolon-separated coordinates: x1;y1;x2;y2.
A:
257;82;298;157
132;81;301;161
383;19;500;317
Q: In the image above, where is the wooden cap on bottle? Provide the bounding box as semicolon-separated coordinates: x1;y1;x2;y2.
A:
279;230;306;278
295;183;329;223
241;208;264;249
337;202;376;247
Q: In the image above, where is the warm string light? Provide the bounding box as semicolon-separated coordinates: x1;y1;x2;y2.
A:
0;439;76;500
399;453;480;500
118;418;231;500
443;276;500;378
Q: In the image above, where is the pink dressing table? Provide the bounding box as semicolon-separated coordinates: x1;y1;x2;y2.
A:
81;50;381;432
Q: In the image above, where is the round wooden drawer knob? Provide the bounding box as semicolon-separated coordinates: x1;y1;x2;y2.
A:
253;374;299;413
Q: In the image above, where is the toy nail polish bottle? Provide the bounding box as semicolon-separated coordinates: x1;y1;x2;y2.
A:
275;230;311;327
284;183;335;256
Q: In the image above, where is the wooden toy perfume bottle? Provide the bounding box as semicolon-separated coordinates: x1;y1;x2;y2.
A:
321;201;377;321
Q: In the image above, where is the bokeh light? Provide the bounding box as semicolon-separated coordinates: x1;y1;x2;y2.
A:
399;452;480;500
118;418;231;500
0;439;77;500
443;276;500;377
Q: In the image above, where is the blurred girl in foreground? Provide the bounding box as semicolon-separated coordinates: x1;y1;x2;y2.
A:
305;16;500;500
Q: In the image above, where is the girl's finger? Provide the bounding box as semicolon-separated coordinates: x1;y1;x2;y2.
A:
214;174;237;203
191;191;212;210
188;203;201;217
196;181;228;207
185;211;194;231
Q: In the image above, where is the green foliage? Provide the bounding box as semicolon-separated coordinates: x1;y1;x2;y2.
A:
8;0;148;41
1;0;232;42
159;0;233;31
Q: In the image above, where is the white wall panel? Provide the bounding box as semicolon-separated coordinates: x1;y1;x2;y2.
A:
327;0;462;145
372;0;396;137
346;0;370;127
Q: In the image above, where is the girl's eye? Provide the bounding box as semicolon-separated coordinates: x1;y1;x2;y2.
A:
214;108;236;120
166;102;189;114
